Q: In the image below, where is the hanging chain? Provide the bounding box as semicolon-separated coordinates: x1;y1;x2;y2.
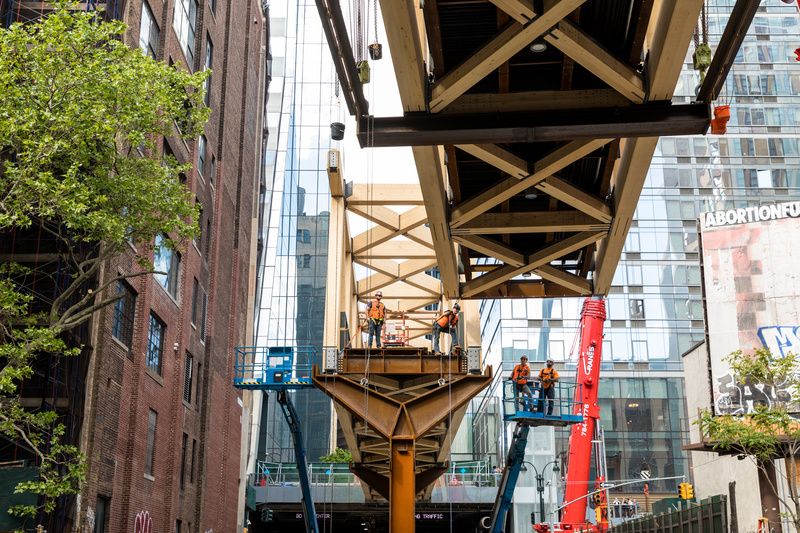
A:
373;0;378;44
701;0;708;45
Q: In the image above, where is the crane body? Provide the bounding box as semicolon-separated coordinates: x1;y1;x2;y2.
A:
559;297;608;531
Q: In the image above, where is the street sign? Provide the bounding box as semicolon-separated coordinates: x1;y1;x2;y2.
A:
640;470;651;480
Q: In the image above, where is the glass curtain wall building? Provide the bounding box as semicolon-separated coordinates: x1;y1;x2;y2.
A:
471;1;800;529
253;0;338;464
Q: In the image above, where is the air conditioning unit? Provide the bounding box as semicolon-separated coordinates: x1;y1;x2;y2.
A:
323;347;338;374
467;346;482;374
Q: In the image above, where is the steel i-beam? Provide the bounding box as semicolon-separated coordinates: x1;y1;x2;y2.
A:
312;352;492;533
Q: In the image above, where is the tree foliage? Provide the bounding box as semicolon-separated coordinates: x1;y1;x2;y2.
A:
319;447;353;464
697;348;800;529
0;3;208;522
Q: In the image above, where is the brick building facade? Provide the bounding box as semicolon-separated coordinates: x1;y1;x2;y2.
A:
0;0;267;530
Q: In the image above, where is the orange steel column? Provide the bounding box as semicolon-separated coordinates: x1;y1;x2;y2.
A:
390;438;416;533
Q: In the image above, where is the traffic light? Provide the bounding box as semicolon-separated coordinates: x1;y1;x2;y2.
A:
678;482;695;500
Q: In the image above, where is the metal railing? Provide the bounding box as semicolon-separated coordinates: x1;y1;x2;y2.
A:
501;378;583;422
233;346;319;389
250;461;358;487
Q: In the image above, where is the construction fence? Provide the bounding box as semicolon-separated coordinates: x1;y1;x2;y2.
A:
610;495;728;533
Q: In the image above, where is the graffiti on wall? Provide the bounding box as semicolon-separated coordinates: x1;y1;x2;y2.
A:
134;511;153;533
713;325;799;415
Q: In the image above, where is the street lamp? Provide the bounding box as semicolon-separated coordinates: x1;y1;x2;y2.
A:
521;460;560;524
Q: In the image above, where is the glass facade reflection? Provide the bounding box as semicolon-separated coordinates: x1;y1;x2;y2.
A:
253;0;338;464
470;1;800;527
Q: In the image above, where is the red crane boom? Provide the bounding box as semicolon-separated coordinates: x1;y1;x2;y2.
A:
561;297;607;530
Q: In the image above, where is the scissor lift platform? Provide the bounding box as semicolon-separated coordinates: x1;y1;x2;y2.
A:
501;379;583;426
233;346;314;389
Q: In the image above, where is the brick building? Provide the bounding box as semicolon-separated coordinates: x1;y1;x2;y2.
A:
0;0;268;530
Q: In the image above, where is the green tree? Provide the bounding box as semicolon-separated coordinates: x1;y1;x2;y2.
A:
319;447;353;463
698;347;800;530
0;3;208;522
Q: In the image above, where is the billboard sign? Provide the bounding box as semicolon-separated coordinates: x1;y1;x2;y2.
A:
699;201;800;415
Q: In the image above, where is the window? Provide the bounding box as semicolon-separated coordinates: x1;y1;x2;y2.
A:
190;438;197;483
139;1;160;58
192;280;207;341
199;291;208;342
94;495;110;533
180;433;188;489
191;278;200;325
112;281;137;349
154;234;181;297
146;313;165;375
203;36;213;106
204;217;212;257
173;0;198;65
208;154;216;184
195;363;202;404
632;340;648;361
629;299;645;320
145;409;157;476
183;353;194;403
175;519;182;533
195;200;203;250
197;135;207;177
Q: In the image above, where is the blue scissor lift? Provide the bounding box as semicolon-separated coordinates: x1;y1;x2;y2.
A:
488;379;583;533
233;346;319;533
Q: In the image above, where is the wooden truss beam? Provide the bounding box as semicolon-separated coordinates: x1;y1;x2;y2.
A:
349;204;401;230
534;177;613;223
357;273;441;298
594;0;704;294
429;0;587;112
488;0;534;23
351;206;430;254
456;144;527;179
533;264;592;294
451;211;609;235
543;20;645;103
378;0;427;111
464;279;586;299
461;230;605;297
453;235;524;267
451;139;611;227
354;241;436;260
348;184;424;205
412;145;460;298
442;89;630;115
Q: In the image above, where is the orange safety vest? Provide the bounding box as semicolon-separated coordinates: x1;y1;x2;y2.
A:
539;367;559;389
367;300;385;321
511;364;530;385
436;311;458;328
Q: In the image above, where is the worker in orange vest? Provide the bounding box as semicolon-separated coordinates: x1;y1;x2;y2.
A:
366;291;385;349
432;303;460;355
538;359;560;415
510;355;533;411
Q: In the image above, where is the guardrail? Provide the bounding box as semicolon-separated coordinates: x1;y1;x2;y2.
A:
233;346;319;389
502;378;583;425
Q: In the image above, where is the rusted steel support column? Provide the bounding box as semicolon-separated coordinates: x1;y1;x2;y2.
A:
390;438;416;533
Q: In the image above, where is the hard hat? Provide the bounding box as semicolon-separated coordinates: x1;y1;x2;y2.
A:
376;291;382;297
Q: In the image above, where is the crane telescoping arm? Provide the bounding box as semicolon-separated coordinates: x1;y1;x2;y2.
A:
561;297;607;528
488;422;531;533
277;389;320;533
